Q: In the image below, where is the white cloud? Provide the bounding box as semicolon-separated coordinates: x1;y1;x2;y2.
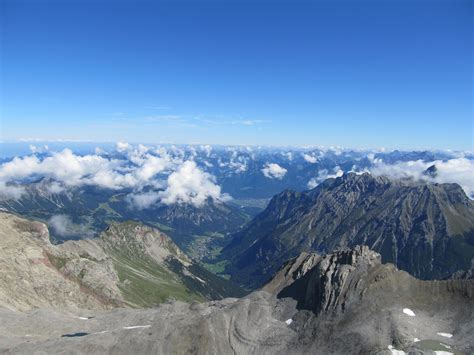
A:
48;214;94;238
262;163;287;179
0;149;117;188
116;141;131;152
157;160;230;207
303;153;318;164
127;191;161;210
200;144;213;157
369;158;474;197
307;166;344;189
134;154;171;181
282;152;293;161
0;181;25;200
0;145;179;194
47;181;65;194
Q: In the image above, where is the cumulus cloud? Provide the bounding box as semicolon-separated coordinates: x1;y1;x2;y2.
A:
262;163;287;179
0;182;25;200
0;145;234;208
29;144;49;154
282;152;293;161
307;166;344;189
200;144;213;157
157;160;230;207
0;147;174;194
127;191;161;210
116;141;131;152
134;154;171;181
203;160;214;168
0;149;121;189
46;181;66;194
303;153;318;164
48;214;94;238
369;158;474;197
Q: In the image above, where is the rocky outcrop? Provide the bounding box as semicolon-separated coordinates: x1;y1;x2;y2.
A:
271;246;382;315
0;212;109;312
223;173;474;289
0;212;243;312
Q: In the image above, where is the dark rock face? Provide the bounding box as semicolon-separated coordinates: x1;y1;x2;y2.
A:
223;173;474;289
423;164;438;178
279;246;381;315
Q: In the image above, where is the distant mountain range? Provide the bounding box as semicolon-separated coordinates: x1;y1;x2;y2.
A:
223;173;474;289
0;179;250;259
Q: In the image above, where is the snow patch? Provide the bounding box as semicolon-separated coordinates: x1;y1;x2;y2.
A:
285;319;293;325
123;325;151;330
387;345;406;355
440;343;451;349
434;352;453;355
78;317;89;320
194;276;206;284
413;338;420;342
437;332;453;338
402;308;415;317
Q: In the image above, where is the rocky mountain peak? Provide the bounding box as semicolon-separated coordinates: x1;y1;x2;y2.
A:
319;245;381;269
224;174;474;289
423;164;438;178
272;246;383;315
306;246;382;313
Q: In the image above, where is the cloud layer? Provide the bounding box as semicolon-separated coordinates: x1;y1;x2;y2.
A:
369;158;474;197
307;166;344;189
0;144;473;209
0;144;229;208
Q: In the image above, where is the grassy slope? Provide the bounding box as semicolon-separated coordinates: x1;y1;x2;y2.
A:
107;246;204;308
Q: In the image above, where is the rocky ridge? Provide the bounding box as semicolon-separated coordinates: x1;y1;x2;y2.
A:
0;245;472;354
0;212;242;312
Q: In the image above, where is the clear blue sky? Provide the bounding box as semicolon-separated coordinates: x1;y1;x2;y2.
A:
1;0;472;150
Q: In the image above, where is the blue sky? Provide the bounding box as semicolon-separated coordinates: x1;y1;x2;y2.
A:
1;0;472;150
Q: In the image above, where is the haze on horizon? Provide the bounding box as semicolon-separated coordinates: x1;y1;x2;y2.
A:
1;0;472;150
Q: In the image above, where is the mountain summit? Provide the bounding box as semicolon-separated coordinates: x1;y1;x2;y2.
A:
223;173;474;289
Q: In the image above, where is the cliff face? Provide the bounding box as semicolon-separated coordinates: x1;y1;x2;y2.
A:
267;246;382;315
223;173;474;289
0;212;109;312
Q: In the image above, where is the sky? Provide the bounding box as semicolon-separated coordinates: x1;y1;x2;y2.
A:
1;0;472;150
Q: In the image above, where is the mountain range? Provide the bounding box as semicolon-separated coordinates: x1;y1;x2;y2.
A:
0;179;250;259
223;173;474;289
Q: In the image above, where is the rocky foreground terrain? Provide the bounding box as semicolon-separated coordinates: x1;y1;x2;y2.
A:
0;245;472;354
0;212;242;312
